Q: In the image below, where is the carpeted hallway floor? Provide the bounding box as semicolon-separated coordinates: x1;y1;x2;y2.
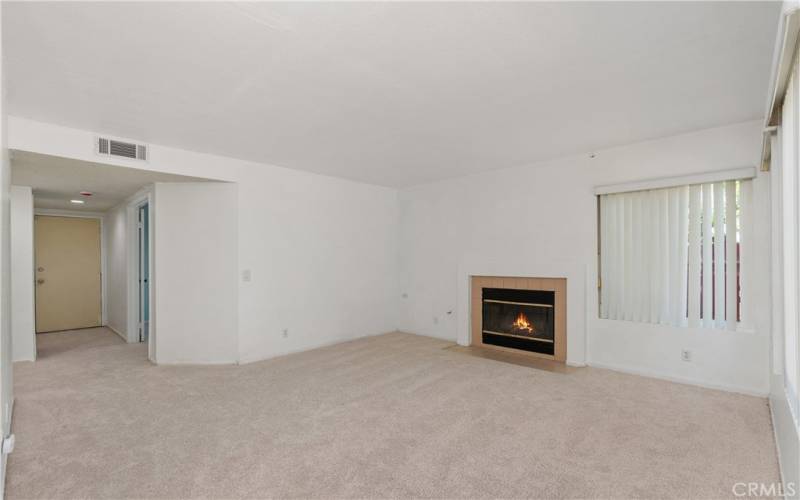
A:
8;328;780;499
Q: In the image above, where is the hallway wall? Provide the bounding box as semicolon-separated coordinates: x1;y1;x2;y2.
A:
104;201;129;341
8;117;399;365
10;185;34;361
153;182;238;364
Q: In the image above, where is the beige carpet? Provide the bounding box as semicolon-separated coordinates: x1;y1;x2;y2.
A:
7;328;779;499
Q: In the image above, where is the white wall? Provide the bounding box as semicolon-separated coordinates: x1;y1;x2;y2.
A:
7;117;400;365
7;116;769;395
104;201;129;341
398;120;771;395
10;186;34;361
236;167;398;362
0;5;13;492
153;182;238;364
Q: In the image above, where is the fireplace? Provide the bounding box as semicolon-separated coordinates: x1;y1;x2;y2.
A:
482;288;555;356
470;276;566;361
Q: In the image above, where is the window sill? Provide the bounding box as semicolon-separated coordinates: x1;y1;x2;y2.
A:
595;317;761;335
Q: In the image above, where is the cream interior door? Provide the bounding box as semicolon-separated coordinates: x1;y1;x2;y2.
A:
34;216;102;333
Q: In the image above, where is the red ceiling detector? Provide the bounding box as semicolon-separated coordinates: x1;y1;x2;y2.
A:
79;191;93;197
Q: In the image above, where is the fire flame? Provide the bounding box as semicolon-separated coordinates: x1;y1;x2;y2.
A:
512;311;534;333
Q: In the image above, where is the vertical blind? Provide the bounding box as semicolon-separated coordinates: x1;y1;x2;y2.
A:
599;179;753;329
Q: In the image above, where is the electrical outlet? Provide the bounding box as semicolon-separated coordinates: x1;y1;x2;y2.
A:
241;269;252;282
681;349;692;362
433;316;439;325
282;328;289;338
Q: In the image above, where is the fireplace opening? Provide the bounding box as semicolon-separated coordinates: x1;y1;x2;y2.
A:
482;288;555;355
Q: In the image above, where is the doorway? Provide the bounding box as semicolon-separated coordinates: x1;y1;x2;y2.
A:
34;215;102;333
137;202;150;343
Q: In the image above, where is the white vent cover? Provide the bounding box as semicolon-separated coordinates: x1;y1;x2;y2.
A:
97;137;147;161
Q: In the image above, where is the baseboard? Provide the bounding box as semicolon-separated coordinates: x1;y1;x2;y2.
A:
770;397;787;497
395;330;459;342
769;383;800;499
156;359;238;366
587;360;769;397
1;444;6;500
7;398;14;436
238;330;398;365
1;397;15;499
105;324;128;343
407;330;456;342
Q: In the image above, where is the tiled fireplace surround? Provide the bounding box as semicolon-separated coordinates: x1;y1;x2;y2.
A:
470;276;567;362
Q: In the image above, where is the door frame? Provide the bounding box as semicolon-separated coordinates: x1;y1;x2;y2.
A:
32;209;107;330
136;202;148;344
126;189;155;362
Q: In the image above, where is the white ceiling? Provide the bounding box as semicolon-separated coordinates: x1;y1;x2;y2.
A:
11;151;209;212
3;1;781;187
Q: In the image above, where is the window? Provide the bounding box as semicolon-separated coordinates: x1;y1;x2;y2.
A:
598;178;752;330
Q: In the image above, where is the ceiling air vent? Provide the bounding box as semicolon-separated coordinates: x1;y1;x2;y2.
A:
97;137;148;161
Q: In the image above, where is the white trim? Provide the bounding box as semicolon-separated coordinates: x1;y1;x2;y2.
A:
771;130;786;376
33;209;108;327
761;127;777;172
769;378;800;496
769;400;787;495
125;188;155;361
588;360;769;397
0;399;14;498
33;208;106;218
5;398;13;437
762;7;800;170
593;167;756;195
106;324;127;343
766;7;800;128
239;329;398;366
596;317;757;335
